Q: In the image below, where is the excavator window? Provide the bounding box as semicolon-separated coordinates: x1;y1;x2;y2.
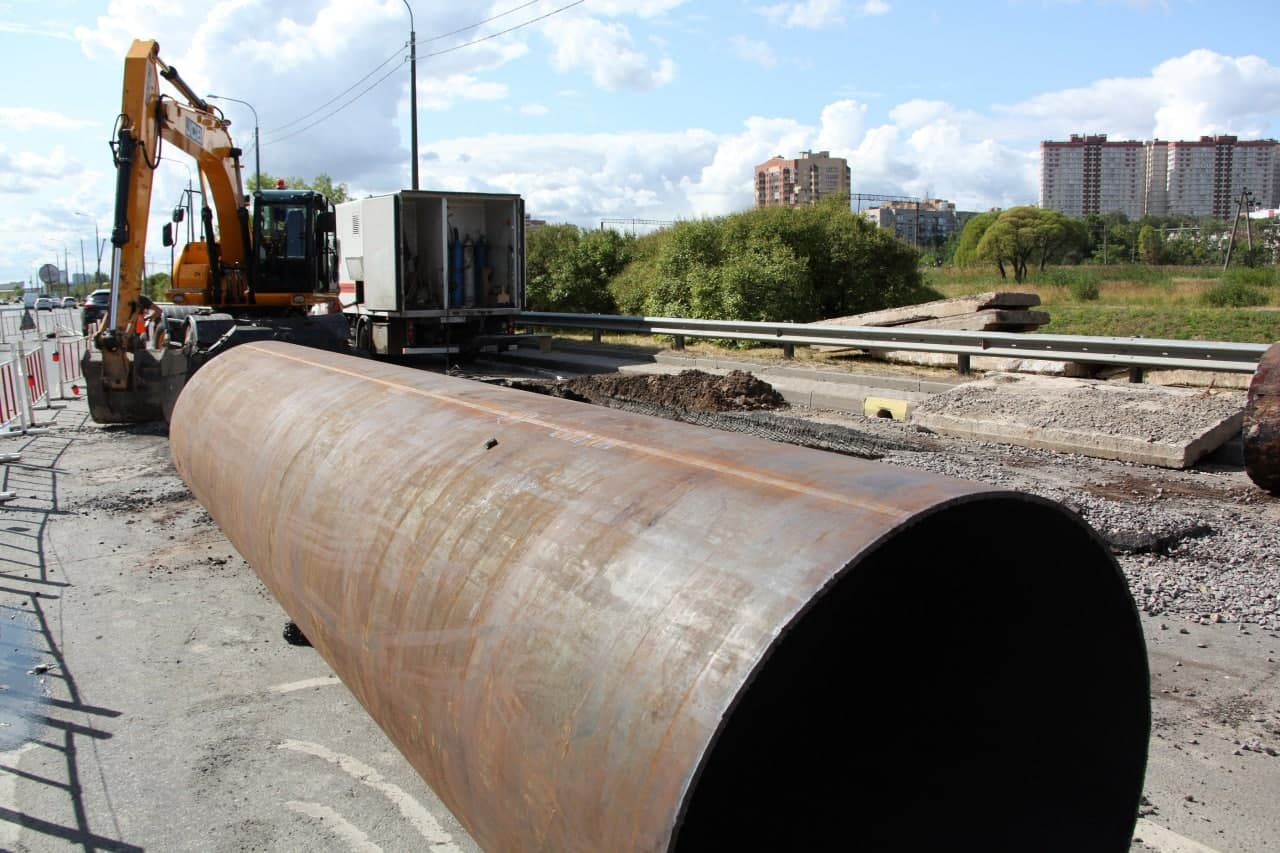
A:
250;191;335;295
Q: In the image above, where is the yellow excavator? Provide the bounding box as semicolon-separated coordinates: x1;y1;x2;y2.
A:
83;39;349;423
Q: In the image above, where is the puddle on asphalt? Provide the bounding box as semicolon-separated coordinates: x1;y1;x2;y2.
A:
0;602;48;750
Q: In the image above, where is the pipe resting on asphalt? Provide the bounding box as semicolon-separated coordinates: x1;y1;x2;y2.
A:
1244;341;1280;494
171;342;1150;852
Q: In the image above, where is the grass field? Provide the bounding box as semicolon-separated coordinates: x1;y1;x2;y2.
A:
924;265;1279;343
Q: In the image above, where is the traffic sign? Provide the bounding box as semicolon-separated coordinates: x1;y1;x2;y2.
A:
38;263;59;285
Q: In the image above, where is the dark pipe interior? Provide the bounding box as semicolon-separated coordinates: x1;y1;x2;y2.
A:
673;497;1150;852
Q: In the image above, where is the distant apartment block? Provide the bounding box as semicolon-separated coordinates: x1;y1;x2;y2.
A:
860;199;973;246
754;150;851;208
1041;134;1280;219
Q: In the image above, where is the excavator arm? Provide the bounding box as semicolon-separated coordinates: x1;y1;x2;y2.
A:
101;39;248;365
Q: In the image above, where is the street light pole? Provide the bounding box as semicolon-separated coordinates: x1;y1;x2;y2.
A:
207;94;260;191
74;211;102;283
403;0;419;190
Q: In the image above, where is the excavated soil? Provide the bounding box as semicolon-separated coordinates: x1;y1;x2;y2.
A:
501;369;935;459
557;369;787;412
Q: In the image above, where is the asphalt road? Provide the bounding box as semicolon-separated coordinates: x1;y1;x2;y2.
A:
2;372;1277;852
1;400;481;852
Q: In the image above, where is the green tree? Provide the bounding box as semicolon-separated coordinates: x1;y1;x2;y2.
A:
975;207;1088;282
976;207;1042;281
615;196;932;324
1137;224;1163;264
144;272;172;301
525;225;633;313
1033;210;1089;271
248;172;349;204
952;211;1000;267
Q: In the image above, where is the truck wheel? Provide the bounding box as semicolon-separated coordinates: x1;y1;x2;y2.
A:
356;319;375;359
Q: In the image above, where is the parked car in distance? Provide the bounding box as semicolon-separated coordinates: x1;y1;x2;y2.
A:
61;296;78;308
34;296;55;311
82;288;112;333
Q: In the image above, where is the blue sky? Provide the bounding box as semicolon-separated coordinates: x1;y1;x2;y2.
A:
2;0;1278;286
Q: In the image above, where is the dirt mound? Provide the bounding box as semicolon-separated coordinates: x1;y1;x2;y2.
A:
561;369;786;412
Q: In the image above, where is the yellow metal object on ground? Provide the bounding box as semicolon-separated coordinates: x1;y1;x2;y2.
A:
863;395;911;420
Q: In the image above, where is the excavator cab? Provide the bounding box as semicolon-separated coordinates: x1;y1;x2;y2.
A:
251;189;336;295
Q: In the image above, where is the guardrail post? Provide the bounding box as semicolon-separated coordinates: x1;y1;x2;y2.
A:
593;328;601;344
957;354;971;375
673;335;685;351
782;343;794;359
1127;367;1145;384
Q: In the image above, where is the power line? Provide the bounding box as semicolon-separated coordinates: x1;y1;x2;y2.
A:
421;0;544;45
266;45;408;138
260;0;583;148
263;60;407;146
422;0;583;60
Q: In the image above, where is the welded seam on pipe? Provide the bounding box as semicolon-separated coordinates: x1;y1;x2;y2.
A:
244;343;913;521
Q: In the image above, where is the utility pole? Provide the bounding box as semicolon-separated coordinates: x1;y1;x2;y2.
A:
403;0;419;189
75;211;104;283
1223;188;1252;270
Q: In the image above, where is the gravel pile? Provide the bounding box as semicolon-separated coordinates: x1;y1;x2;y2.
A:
860;431;1280;631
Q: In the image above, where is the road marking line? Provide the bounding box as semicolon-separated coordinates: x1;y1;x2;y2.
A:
285;800;382;852
279;739;461;852
1134;818;1222;853
269;675;340;694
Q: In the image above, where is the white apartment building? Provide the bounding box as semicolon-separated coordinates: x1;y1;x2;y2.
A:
1041;134;1280;220
1041;135;1147;218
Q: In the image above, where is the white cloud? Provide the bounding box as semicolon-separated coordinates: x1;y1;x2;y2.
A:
999;49;1280;142
417;74;509;111
814;100;868;150
860;0;890;15
729;35;777;69
520;103;551;117
0;109;98;132
760;0;846;29
582;0;692;17
542;16;676;91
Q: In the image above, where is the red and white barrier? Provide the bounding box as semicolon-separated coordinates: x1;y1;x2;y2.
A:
52;335;89;400
0;353;23;436
24;343;49;409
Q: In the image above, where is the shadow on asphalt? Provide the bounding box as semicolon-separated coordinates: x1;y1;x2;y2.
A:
1;425;141;852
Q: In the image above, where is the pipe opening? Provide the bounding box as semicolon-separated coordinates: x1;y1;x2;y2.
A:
672;497;1149;852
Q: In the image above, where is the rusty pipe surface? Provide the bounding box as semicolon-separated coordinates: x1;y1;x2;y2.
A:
170;342;1150;852
1244;342;1280;494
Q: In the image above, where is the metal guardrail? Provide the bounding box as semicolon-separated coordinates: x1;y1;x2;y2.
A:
518;312;1271;375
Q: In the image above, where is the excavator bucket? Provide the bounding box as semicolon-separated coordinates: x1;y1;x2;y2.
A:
81;345;187;424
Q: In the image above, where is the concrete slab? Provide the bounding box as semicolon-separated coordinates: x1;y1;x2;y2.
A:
818;291;1041;327
911;373;1246;469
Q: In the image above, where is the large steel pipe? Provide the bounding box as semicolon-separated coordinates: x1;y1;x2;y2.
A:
1244;341;1280;494
170;342;1150;852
